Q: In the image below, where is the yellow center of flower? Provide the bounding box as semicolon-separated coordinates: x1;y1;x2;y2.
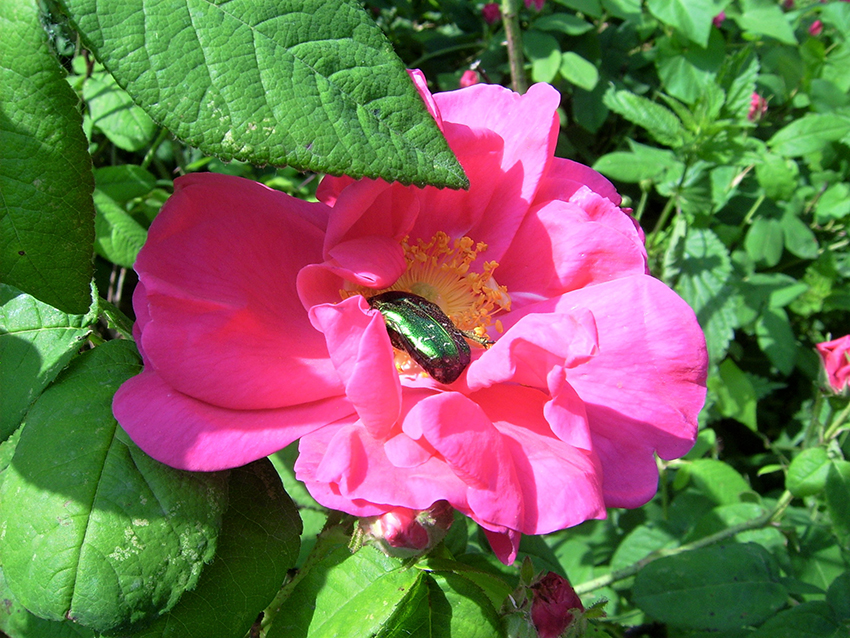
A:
341;232;511;372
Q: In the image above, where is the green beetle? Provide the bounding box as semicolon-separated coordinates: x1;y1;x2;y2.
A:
368;291;490;384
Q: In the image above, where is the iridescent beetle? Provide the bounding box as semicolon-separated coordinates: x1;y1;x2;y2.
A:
367;291;492;384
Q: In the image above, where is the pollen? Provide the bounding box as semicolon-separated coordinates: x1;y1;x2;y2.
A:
342;231;511;340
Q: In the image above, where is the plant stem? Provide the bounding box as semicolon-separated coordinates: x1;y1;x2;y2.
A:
501;0;528;93
573;491;794;595
141;127;170;170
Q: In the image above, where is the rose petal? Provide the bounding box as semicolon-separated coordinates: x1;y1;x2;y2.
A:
113;370;354;471
136;173;342;410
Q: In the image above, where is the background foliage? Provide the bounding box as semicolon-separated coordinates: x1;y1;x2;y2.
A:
1;0;849;637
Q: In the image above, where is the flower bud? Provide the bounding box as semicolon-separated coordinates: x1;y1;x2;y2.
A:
530;572;584;638
460;70;481;88
816;335;850;395
482;3;501;24
359;502;454;558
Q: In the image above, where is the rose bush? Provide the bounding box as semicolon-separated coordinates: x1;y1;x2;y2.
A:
113;71;708;563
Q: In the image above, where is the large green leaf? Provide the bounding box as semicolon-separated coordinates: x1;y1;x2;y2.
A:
646;0;724;47
826;462;850;548
603;88;687;148
136;459;301;638
58;0;468;189
663;223;738;362
769;112;850;157
734;0;797;46
0;284;95;441
0;340;230;635
633;544;787;631
0;0;95;314
268;544;421;638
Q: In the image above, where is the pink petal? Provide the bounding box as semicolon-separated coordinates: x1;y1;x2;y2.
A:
471;385;606;533
325;235;407;288
535;157;622;206
497;197;647;303
309;296;402;439
113;370;354;471
135;173;342;410
546;276;707;505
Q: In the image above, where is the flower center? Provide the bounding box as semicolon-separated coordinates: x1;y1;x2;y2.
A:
341;232;511;374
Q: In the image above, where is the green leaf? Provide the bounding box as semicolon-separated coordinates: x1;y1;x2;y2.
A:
0;284;95;440
0;0;95;314
93;190;148;268
646;0;722;47
656;32;725;105
135;459;301;638
426;572;503;638
815;183;850;224
745;217;784;267
734;0;797;45
663;224;737;362
268;544;420;638
755;307;796;375
825;462;850;548
780;208;819;260
748;601;845;638
720;48;760;120
769;112;850;157
756;153;800;202
826;571;850;622
83;70;157;152
0;565;97;638
633;544;787;631
94;165;158;205
552;0;602;18
560;51;599;91
535;13;594;36
0;341;229;635
603;88;686;147
524;30;562;84
786;448;831;498
710;358;758;431
610;525;678;573
687;459;751;505
59;0;467;189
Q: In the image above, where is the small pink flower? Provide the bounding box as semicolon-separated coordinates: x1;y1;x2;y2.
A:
114;71;708;565
712;11;726;28
360;502;454;556
460;70;480;88
783;0;794;8
482;3;501;24
525;0;545;9
816;335;850;394
531;572;584;638
748;92;768;121
810;19;824;36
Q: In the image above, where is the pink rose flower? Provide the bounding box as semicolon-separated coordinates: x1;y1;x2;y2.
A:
482;3;501;24
114;71;707;564
748;92;768;121
460;70;481;88
816;335;850;394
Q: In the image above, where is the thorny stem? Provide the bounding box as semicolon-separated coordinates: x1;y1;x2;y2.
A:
501;0;528;93
573;491;795;596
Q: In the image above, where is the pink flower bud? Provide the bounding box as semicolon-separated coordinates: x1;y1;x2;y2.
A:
482;3;501;24
531;572;584;638
524;0;545;9
712;11;726;28
460;70;480;88
783;0;794;8
809;19;824;36
360;502;454;557
816;335;850;394
747;92;768;121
